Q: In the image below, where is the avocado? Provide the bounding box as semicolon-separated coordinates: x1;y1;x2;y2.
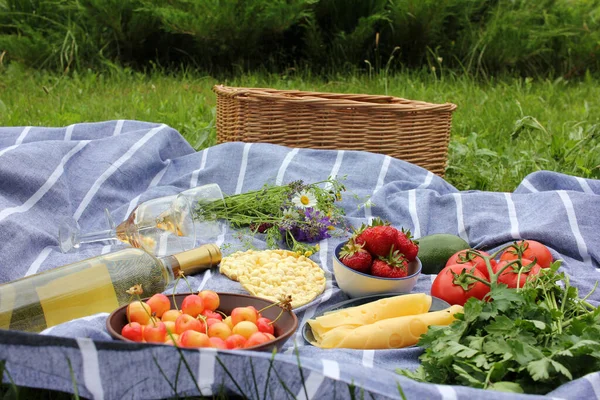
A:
417;234;470;275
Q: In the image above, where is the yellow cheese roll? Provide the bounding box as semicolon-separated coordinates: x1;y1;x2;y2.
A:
308;293;432;341
314;304;464;350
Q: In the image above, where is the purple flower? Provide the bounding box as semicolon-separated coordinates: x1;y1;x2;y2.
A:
285;207;332;243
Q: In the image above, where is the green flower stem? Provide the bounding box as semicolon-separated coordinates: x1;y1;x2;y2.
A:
193;178;346;253
196;178;338;223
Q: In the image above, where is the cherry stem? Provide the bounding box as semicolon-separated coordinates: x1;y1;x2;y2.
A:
258;303;276;314
196;314;209;335
270;309;284;325
179;273;194;294
136;294;156;327
172;275;181;312
126;294;134;325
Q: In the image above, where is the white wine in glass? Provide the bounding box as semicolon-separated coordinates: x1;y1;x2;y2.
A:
58;183;224;255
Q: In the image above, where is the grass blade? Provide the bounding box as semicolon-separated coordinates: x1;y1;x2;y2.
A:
215;355;248;399
0;359;19;399
152;354;178;398
271;366;297;400
261;349;277;400
172;345;203;397
65;356;80;400
396;381;408;400
248;358;260;400
174;356;183;395
294;344;309;400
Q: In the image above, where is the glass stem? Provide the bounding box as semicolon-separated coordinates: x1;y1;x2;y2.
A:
75;228;119;248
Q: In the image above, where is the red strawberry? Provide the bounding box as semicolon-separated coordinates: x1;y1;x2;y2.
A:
395;229;419;261
339;239;372;273
358;222;399;257
354;234;367;247
371;250;409;278
350;223;368;247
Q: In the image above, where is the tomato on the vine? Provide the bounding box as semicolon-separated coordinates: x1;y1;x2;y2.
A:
431;264;490;306
499;240;552;269
494;258;542;288
445;249;496;279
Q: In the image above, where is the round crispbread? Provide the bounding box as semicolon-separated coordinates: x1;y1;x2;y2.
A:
219;249;326;308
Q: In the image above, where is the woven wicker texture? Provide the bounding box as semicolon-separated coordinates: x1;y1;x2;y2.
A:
213;85;457;177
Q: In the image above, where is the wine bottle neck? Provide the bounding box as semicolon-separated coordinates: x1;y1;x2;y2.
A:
164;244;222;279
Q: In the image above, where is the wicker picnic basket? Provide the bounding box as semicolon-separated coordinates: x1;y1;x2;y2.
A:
213;85;457;177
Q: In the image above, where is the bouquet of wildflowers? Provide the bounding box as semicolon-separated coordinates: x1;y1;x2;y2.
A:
193;178;347;255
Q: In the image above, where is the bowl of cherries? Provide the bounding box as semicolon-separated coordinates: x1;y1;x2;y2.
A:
106;290;298;352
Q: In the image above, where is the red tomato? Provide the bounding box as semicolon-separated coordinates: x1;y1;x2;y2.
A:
499;240;552;269
445;249;496;280
494;258;542;288
431;264;491;306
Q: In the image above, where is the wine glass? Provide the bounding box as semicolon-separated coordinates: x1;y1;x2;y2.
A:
58;183;224;255
176;183;225;243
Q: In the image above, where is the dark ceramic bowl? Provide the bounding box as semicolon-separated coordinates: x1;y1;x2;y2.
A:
106;292;298;352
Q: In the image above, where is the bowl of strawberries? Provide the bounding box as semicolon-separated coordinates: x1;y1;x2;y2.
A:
333;219;422;298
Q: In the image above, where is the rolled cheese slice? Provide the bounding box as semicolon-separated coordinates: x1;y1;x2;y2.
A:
308;293;432;341
314;304;464;350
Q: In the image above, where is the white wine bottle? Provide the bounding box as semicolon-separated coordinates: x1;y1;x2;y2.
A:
0;244;221;333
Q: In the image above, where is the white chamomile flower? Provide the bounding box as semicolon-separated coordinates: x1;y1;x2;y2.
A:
282;208;297;220
292;190;317;208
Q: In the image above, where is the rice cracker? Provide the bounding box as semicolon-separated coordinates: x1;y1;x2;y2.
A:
220;249;326;308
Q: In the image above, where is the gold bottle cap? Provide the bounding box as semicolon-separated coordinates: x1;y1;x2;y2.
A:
172;244;222;276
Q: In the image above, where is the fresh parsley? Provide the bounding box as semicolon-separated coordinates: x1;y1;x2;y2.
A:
397;263;600;395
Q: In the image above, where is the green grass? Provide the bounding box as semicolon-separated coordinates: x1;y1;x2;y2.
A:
1;63;599;191
2;0;598;77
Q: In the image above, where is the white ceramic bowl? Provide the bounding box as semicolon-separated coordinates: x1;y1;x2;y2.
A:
332;241;422;298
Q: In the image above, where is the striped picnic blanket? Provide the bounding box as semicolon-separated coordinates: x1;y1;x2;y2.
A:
1;120;599;400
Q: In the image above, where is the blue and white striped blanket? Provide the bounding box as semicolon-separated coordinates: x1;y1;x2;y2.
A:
1;120;599;400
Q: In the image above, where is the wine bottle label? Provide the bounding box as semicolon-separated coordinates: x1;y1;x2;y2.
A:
36;262;119;328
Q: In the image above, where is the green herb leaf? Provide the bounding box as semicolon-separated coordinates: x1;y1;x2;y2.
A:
508;340;545;366
397;266;600;395
488;381;524;393
485;315;514;334
521;319;547;331
453;364;486;388
526;357;572;381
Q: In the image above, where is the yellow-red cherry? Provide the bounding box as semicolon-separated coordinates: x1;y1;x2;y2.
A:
146;293;171;318
181;294;205;317
198;290;220;311
121;321;144;342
